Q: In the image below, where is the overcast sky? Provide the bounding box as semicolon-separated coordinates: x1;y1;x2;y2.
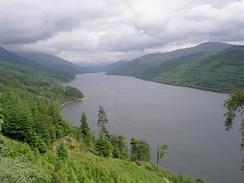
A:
1;0;244;63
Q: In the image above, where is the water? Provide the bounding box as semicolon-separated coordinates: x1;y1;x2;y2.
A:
61;73;243;183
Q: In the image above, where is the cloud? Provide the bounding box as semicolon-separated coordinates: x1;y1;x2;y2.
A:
1;0;244;63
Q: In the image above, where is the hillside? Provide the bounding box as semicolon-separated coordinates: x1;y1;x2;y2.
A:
108;43;244;92
15;51;83;75
0;47;75;81
0;48;207;183
0;135;207;183
107;42;232;76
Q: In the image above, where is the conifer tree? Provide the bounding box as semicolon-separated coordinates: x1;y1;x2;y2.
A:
57;142;68;160
97;106;110;139
80;112;93;146
130;137;151;162
95;136;112;157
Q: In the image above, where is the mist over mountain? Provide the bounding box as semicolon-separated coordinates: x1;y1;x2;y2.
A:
15;51;83;75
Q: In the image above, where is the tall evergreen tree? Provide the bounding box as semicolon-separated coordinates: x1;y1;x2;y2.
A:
130;137;151;162
111;134;128;159
80;112;93;146
97;106;110;139
95;136;112;157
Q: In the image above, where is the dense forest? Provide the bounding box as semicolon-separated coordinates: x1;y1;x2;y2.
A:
0;54;207;182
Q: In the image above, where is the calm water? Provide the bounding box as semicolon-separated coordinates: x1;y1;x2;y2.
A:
61;73;243;183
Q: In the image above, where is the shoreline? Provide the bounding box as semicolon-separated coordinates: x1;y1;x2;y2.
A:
59;97;87;110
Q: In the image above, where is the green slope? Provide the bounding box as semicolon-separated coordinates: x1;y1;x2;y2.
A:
0;48;208;183
152;46;244;92
109;45;244;92
0;47;74;81
108;42;232;76
15;51;83;75
0;135;207;183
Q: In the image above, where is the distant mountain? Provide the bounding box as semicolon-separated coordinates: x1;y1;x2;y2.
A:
0;47;74;81
0;47;45;69
15;52;83;75
108;43;244;92
108;42;232;77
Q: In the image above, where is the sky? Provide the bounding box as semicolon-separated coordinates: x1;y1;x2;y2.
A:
1;0;244;63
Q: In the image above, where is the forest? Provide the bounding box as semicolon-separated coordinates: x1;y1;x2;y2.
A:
0;59;208;183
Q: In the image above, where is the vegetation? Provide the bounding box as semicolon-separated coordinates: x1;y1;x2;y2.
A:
130;136;151;162
0;53;207;182
157;144;168;172
224;91;244;171
108;45;244;92
80;112;93;146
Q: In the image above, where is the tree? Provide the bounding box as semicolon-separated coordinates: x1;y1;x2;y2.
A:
130;137;151;162
224;91;244;150
95;136;112;157
0;106;4;132
80;112;93;146
156;144;168;172
57;143;68;160
111;134;128;159
97;106;110;139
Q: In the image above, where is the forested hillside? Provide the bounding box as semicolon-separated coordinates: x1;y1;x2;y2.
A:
16;51;83;75
108;44;244;92
0;49;207;182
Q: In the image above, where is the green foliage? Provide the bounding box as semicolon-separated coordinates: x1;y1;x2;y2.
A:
0;157;51;183
109;46;244;92
95;137;113;157
224;91;244;150
110;134;128;159
0;89;74;152
0;105;4;132
57;143;68;160
159;144;168;160
80;112;93;146
130;137;151;162
97;106;110;139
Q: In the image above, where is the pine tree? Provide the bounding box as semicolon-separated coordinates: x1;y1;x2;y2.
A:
111;134;128;159
95;136;112;157
130;137;151;162
97;106;110;139
80;112;93;146
57;143;68;160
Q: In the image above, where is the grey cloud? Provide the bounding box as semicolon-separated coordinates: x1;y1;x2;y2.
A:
1;0;244;63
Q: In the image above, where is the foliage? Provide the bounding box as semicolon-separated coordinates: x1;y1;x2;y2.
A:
0;157;50;183
0;135;206;183
97;106;110;139
109;46;244;92
95;136;113;157
80;112;93;146
130;137;151;162
0;89;74;152
110;134;128;159
57;143;68;160
0;105;4;132
224;91;244;150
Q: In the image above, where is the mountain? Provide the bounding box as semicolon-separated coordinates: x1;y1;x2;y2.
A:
15;51;83;75
0;47;46;69
0;46;75;81
108;42;232;77
109;45;244;92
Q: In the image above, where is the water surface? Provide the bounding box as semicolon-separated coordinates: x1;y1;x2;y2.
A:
61;73;243;183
